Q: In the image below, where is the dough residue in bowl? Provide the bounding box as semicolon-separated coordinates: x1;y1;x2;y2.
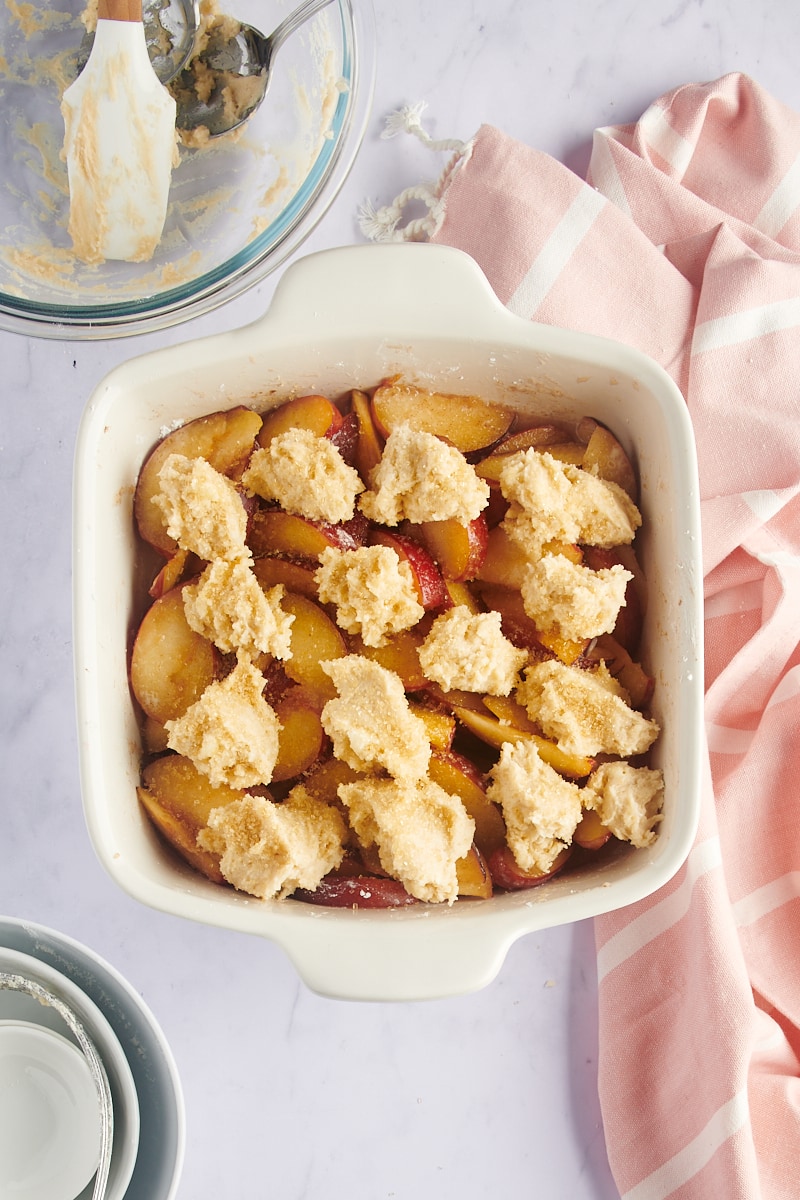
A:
0;0;344;304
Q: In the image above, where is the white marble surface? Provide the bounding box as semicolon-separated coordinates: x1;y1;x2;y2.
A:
2;2;798;1197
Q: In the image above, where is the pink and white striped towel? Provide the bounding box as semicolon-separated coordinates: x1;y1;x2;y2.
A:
365;74;800;1199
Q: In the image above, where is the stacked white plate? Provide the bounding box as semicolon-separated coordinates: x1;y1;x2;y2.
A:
0;918;184;1200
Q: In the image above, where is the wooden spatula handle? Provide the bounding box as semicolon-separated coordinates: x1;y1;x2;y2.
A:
98;0;143;20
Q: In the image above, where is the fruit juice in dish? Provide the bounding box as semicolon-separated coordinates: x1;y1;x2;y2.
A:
130;383;665;909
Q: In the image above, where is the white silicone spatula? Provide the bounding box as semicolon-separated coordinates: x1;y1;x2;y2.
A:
61;0;177;265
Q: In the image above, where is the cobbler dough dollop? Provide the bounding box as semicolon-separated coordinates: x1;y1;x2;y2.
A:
199;787;346;899
419;605;527;696
339;776;475;904
520;553;632;641
487;739;583;875
500;450;641;552
314;545;424;647
517;659;660;758
320;655;430;780
359;423;490;525
242;427;364;524
583;761;664;847
183;559;294;658
153;453;249;562
166;657;281;788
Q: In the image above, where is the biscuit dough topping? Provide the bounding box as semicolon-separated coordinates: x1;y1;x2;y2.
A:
500;450;641;552
487;740;583;875
315;545;424;647
359;423;490;525
183;559;294;658
339;776;475;904
583;762;664;847
153;453;248;562
166;657;281;789
199;787;347;900
517;659;660;757
242;428;364;524
320;655;431;780
520;553;632;641
419;606;528;696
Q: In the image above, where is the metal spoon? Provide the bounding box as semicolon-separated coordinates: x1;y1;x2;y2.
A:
171;0;337;138
76;0;200;85
0;970;114;1200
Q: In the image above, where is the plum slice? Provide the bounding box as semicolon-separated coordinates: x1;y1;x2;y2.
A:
130;585;218;724
137;754;246;884
292;875;418;908
134;406;262;556
256;394;343;447
488;845;572;891
428;748;506;859
371;383;513;454
416;514;489;582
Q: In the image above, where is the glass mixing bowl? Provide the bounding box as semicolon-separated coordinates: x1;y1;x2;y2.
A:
0;0;375;339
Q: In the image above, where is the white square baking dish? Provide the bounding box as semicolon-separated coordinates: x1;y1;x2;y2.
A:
73;243;703;1001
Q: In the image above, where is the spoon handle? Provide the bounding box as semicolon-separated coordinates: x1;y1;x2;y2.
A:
98;0;143;20
269;0;337;57
0;971;115;1200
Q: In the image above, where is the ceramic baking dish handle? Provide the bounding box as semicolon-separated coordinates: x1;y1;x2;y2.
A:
260;242;516;342
272;910;524;1003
